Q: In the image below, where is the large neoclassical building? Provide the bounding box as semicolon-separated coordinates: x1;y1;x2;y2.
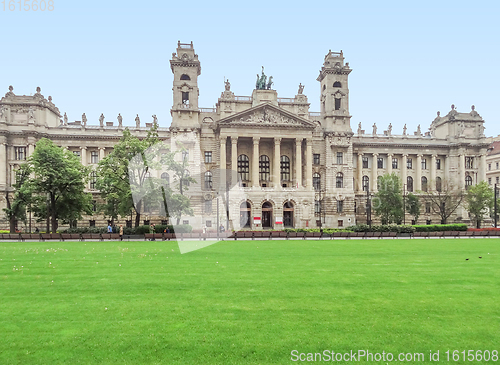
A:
0;42;490;230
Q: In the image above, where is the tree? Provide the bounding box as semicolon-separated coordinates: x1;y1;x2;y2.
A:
421;179;464;224
465;181;493;228
373;173;404;224
3;164;32;233
28;138;93;233
405;193;420;224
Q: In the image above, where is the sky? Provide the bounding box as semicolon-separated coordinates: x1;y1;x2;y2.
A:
1;0;499;136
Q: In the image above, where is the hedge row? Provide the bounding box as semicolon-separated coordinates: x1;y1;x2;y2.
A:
347;224;415;233
413;224;467;232
61;224;192;235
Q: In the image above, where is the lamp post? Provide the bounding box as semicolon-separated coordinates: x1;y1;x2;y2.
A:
495;183;498;228
315;189;325;234
366;187;372;227
403;183;407;225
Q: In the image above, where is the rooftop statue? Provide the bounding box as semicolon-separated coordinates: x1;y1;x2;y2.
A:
135;114;140;128
99;113;105;127
403;124;407;135
225;79;231;91
82;113;87;126
298;83;304;94
372;123;377;135
117;113;123;127
256;66;273;90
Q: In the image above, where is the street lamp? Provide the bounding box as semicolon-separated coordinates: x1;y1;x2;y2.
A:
403;183;407;225
495;183;498;228
315;189;325;233
366;187;372;227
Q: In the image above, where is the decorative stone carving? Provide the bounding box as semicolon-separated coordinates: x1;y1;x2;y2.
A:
135;114;140;128
357;122;362;134
63;112;68;125
416;124;422;136
387;123;392;136
152;114;158;127
5;85;15;98
372;123;377;135
0;105;8;121
225;79;231;91
99;113;105;127
28;107;35;123
82;113;87;126
233;108;304;126
403;124;407;135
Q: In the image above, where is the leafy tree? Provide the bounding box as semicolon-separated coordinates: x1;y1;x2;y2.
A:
421;179;464;224
465;181;493;228
405;193;421;224
27;138;93;233
373;173;404;224
3;164;32;233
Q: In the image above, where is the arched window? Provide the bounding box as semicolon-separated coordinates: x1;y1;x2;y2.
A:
280;155;290;181
333;81;342;88
336;172;343;188
283;201;294;227
204;171;213;189
421;176;428;192
313;172;321;191
240;201;251;228
407;176;413;192
238;154;249;181
465;174;473;188
90;171;97;190
259;155;270;181
161;172;170;187
362;176;369;192
436;176;442;192
180;74;191;80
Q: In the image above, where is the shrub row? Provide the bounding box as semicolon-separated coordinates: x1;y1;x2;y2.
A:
413;224;467;232
61;224;192;235
347;224;415;234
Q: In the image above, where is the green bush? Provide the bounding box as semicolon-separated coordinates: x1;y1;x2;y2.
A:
413;224;467;232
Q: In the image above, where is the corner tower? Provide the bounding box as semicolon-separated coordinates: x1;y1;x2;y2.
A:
317;50;352;133
170;41;201;129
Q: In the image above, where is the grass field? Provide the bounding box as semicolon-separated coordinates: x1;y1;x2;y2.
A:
1;238;499;364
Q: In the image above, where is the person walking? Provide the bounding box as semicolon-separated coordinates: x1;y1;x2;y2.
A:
107;223;112;233
119;224;123;241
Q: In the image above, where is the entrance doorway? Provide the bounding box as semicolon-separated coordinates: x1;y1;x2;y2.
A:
262;201;273;228
240;201;251;228
283;201;294;227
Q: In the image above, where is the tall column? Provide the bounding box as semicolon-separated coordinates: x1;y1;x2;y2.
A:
28;143;35;157
459;154;465;189
387;153;393;175
402;154;408;188
252;137;260;187
444;156;449;182
416;154;422;191
274;138;281;188
81;147;87;166
430;154;437;191
0;143;6;187
357;153;363;192
231;137;238;174
295;139;302;188
99;147;105;162
372;153;378;192
480;153;487;183
305;139;313;189
220;136;227;187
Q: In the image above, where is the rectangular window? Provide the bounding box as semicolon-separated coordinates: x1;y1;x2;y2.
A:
336;152;343;165
337;200;343;213
204;151;212;163
338;220;344;227
205;200;212;213
488;163;491;171
314;200;321;214
362;157;368;169
497;177;499;184
182;92;189;105
92;200;97;212
497;162;499;170
73;150;81;157
313;154;320;165
14;147;26;160
465;156;474;169
407;158;413;169
89;220;96;227
392;158;398;169
436;159;441;170
421;158;427;170
90;151;98;164
334;98;341;110
206;220;212;228
182;220;189;225
488;178;492;185
182;150;189;162
425;202;431;213
377;157;383;169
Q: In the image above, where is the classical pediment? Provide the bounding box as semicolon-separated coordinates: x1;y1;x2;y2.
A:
218;103;316;129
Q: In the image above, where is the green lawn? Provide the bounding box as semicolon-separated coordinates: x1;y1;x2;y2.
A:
1;239;499;364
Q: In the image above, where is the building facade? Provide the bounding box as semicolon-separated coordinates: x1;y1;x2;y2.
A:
0;42;490;230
